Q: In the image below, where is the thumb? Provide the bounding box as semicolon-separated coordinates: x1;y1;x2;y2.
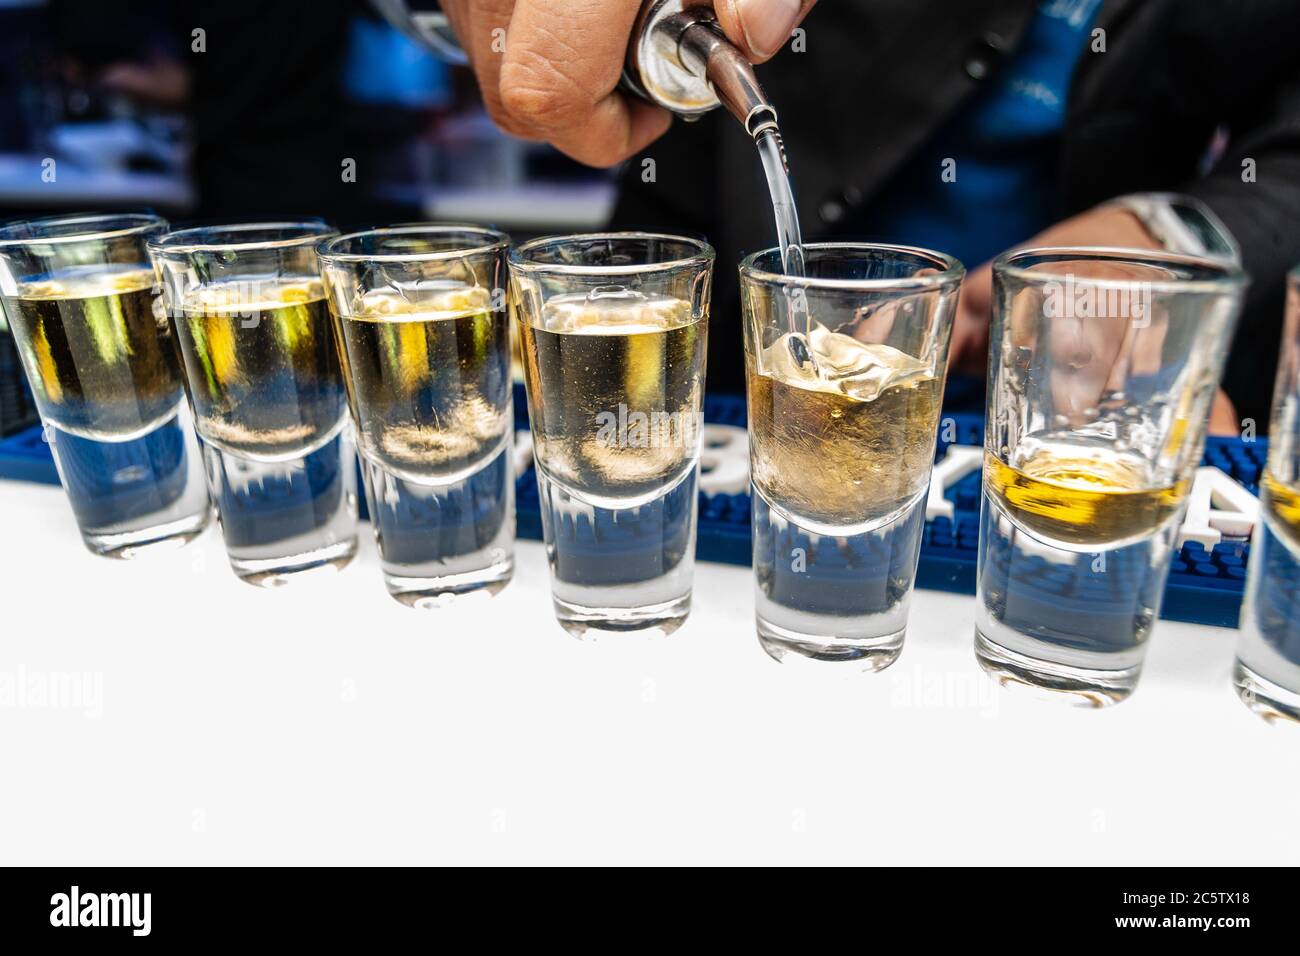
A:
706;0;817;62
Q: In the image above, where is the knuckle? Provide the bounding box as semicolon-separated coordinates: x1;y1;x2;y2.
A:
498;81;571;126
482;93;534;138
499;48;597;129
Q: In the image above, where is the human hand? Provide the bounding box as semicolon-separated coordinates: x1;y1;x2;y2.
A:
948;204;1163;377
441;0;817;166
951;204;1243;436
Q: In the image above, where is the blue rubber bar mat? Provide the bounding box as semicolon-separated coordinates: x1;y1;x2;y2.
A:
0;384;1264;629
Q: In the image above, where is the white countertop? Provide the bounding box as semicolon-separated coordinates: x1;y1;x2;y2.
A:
0;478;1295;865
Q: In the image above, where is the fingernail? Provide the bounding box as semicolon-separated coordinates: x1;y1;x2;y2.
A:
736;0;802;59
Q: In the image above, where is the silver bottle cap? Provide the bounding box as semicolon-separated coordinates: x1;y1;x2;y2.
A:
623;0;721;116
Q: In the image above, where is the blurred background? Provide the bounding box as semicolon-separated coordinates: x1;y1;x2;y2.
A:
0;0;611;230
0;0;617;436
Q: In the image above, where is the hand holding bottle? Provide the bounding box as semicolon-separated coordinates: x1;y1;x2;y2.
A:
440;0;816;166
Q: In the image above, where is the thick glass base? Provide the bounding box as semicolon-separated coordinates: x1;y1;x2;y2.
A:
1234;660;1300;726
750;485;924;673
974;628;1140;708
361;443;515;610
50;405;212;560
553;593;691;640
205;426;359;588
536;464;698;642
384;556;514;609
230;536;357;588
757;616;904;671
82;506;214;559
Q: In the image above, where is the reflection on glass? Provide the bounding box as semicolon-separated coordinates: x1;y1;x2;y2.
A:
150;223;358;586
976;247;1246;706
1235;267;1300;724
741;243;962;669
511;233;712;639
0;214;211;557
319;226;515;606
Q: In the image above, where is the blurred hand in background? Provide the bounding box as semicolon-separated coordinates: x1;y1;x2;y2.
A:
951;203;1240;435
97;54;188;108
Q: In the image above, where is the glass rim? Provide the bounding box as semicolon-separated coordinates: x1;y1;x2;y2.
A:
740;242;965;291
317;223;510;264
509;231;715;276
147;221;336;256
994;245;1249;292
0;212;166;249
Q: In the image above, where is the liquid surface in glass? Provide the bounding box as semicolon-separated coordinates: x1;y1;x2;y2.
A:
985;445;1189;549
747;324;940;533
520;288;706;508
172;277;346;461
334;282;511;485
5;266;183;440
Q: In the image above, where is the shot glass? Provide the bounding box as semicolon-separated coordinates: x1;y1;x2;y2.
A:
1235;266;1300;724
0;214;212;557
976;247;1246;705
510;233;713;638
741;243;962;669
149;223;358;586
318;225;515;606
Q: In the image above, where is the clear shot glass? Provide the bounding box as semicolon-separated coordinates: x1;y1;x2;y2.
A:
0;214;212;557
1235;266;1300;725
318;225;515;606
149;223;358;586
740;243;962;669
977;247;1246;705
510;233;713;638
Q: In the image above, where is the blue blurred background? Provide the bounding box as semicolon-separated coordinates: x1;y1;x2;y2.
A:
0;0;615;436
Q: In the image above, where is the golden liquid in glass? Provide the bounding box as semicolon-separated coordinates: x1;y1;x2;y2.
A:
986;449;1188;548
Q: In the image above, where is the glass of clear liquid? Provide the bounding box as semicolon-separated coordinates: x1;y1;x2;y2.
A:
1235;266;1300;725
317;226;515;606
0;214;212;557
977;248;1246;705
740;243;963;669
149;223;358;586
510;233;713;638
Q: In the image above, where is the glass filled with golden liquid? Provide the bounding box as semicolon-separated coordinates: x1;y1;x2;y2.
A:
741;244;962;670
1235;266;1300;725
318;226;515;607
149;223;358;586
510;233;713;638
0;214;212;557
978;248;1246;705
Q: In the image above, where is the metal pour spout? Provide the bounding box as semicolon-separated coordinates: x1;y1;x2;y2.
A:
623;1;786;168
675;17;780;141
